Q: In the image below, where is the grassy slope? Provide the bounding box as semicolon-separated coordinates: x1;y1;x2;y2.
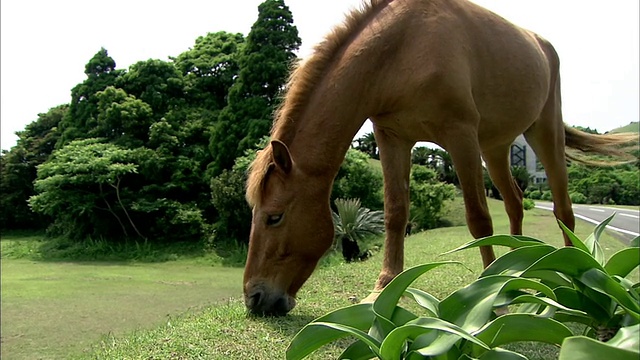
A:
608;121;639;134
75;199;629;359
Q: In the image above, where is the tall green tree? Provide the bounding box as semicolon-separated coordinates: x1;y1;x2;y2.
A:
0;105;67;230
209;0;301;174
354;132;379;159
57;48;123;147
172;31;245;111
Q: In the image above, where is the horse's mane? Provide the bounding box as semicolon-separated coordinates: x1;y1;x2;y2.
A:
246;0;391;207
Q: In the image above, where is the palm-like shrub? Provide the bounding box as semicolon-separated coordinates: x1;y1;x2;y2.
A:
332;198;384;261
288;214;639;359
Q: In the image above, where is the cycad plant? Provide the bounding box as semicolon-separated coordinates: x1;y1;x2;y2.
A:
332;198;384;262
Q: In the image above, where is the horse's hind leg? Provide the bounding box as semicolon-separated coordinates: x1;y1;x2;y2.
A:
524;110;575;245
445;128;496;267
483;145;524;236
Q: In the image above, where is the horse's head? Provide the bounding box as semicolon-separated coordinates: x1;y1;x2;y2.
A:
244;140;335;316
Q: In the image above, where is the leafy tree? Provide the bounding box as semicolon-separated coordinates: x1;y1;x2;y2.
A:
116;59;185;117
332;198;384;262
29;139;141;240
332;148;384;210
209;0;301;174
354;132;378;159
0;105;67;230
57;48;123;146
173;31;245;110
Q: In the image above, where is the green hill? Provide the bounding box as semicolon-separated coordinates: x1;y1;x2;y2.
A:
609;121;639;134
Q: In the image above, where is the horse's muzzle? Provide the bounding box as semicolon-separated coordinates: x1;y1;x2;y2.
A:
245;284;296;316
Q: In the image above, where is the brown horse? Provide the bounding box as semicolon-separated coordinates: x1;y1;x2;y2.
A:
243;0;635;316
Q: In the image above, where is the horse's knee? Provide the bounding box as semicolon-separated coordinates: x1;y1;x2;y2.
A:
466;210;493;239
384;203;408;234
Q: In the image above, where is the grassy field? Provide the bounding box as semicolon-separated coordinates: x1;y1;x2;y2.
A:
1;198;632;359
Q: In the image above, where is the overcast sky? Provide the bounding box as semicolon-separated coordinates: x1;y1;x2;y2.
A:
1;0;638;151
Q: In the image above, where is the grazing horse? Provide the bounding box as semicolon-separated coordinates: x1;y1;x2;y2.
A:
242;0;635;316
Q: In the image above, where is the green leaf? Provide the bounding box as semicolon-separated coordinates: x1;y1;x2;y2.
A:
469;314;572;357
578;268;640;317
554;286;612;323
404;288;440;317
481;244;556;277
559;335;638;360
442;235;544;256
584;213;616;265
630;236;639;248
339;340;376;360
305;322;381;358
607;324;640;352
374;262;460;321
557;220;590;253
378;317;489;359
605;247;640;278
286;303;374;360
521;247;606;278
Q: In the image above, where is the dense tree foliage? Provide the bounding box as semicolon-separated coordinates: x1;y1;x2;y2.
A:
0;105;67;229
409;165;456;230
209;0;301;174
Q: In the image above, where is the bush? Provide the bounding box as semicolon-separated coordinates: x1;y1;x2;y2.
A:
409;166;456;230
526;189;542;200
332;149;383;210
331;198;384;262
541;190;553;201
570;191;587;204
523;198;535;210
288;215;640;359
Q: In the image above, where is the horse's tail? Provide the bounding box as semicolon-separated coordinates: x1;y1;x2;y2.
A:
564;125;638;165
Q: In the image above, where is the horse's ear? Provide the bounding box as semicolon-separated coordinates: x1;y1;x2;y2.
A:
271;140;292;174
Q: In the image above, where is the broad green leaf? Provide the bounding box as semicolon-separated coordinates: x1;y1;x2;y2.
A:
584;213;616;265
442;235;543;256
607;324;640;352
521;247;606;278
578;268;640;317
379;317;489;359
557;220;590;253
303;322;381;358
554;286;611;322
404;288;440;317
374;262;460;321
559;335;638;360
468;314;572;357
286;303;374;360
521;269;572;288
339;340;376;360
508;294;587;318
440;276;556;333
480;244;556;277
605;247;640;278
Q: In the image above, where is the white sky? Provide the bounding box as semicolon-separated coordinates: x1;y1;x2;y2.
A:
1;0;638;151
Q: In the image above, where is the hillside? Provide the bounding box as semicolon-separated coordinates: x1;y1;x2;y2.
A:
608;121;639;134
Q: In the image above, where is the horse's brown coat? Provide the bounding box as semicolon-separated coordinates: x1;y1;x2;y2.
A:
243;0;636;316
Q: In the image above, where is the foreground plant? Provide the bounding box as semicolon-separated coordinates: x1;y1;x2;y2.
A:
287;214;639;359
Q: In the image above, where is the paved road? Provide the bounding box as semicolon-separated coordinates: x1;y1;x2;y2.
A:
535;201;639;243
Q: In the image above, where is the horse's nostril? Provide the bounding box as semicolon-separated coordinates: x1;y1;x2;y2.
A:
247;289;264;309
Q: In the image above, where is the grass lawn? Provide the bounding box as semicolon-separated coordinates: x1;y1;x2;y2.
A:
0;242;244;360
81;200;630;359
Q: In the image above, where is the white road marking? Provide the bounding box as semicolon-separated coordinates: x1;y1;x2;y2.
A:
620;213;640;219
534;205;640;237
588;208;606;213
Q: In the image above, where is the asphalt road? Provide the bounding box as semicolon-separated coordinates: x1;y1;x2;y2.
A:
534;201;639;243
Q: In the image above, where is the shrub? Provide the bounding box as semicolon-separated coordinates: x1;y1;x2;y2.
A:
332;198;384;262
527;189;542;200
288;215;640;359
570;191;588;204
541;190;553;201
332;149;384;210
409;165;456;230
522;198;535;210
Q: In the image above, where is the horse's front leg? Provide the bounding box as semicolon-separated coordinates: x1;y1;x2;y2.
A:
372;126;414;291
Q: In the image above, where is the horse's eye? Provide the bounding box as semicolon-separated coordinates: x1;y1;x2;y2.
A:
266;213;284;227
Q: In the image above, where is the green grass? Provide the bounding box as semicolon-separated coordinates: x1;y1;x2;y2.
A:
1;240;244;360
609;121;639;134
71;199;629;359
